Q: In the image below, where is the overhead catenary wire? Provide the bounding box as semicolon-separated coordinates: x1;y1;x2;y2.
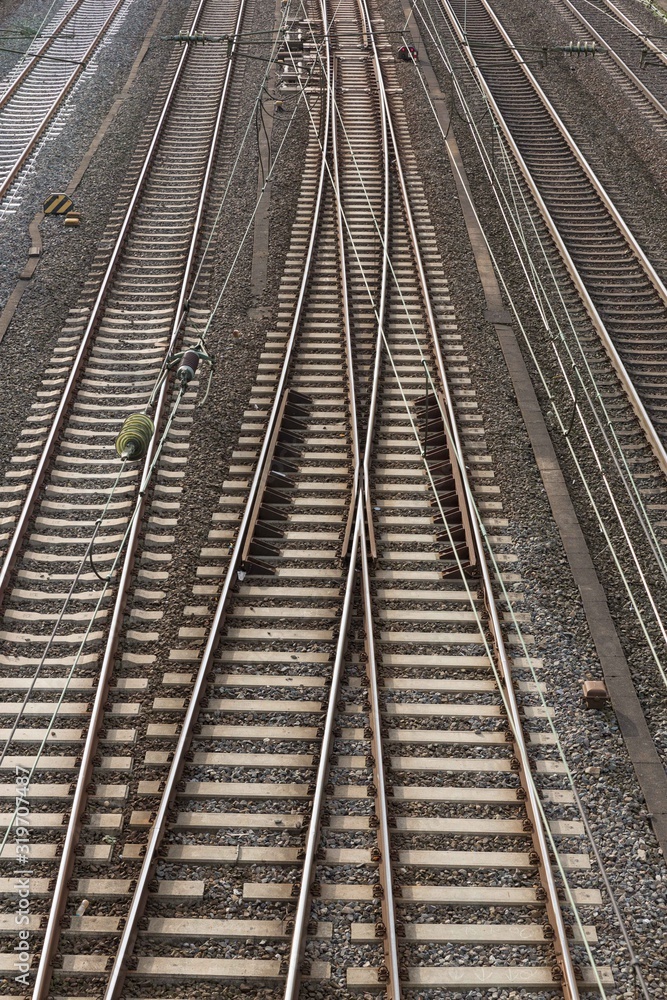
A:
333;134;610;974
102;9;335;992
2;0;640;984
0;0;298;826
299;0;667;706
177;0;431;360
0;326;209;762
387;346;609;997
435;0;667;568
419;0;667;501
28;0;63;46
199;52;325;343
33;3;254;961
186;4;291;301
0;0;254;800
135;5;299;355
417;0;667;584
278;10;558;988
272;3;580;978
413;0;667;705
166;0;327;354
293;3;442;378
308;8;653;989
0;45;84;65
0;363;183;772
360;233;608;992
3;11;324;995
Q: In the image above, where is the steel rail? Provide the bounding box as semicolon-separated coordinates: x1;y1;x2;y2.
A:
332;53;361;560
0;0;126;202
436;0;667;479
299;0;388;561
0;0;86;106
166;0;248;354
30;1;247;995
103;12;334;995
346;7;404;992
283;514;360;999
359;508;402;998
553;0;667;119
0;0;208;607
359;6;391;560
366;6;581;991
283;20;390;990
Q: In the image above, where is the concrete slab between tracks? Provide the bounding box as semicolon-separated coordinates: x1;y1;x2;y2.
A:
404;5;667;859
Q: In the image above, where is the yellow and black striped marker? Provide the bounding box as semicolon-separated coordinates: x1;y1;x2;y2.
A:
43;193;73;215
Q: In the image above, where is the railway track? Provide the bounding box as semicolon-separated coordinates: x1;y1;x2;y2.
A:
420;0;667;714
0;0;128;206
0;0;616;994
0;0;621;993
0;0;249;993
544;0;667;131
434;0;667;477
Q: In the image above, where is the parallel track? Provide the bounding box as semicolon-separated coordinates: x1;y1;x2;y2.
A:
437;0;667;474
0;0;248;993
546;0;667;130
0;0;127;204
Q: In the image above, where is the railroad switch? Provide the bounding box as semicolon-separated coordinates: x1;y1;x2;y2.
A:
581;679;609;709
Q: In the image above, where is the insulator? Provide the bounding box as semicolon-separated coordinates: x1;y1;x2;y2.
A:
176;350;200;385
115;413;154;460
564;40;595;56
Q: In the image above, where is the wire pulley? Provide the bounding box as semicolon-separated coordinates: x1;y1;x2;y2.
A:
115;413;155;460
